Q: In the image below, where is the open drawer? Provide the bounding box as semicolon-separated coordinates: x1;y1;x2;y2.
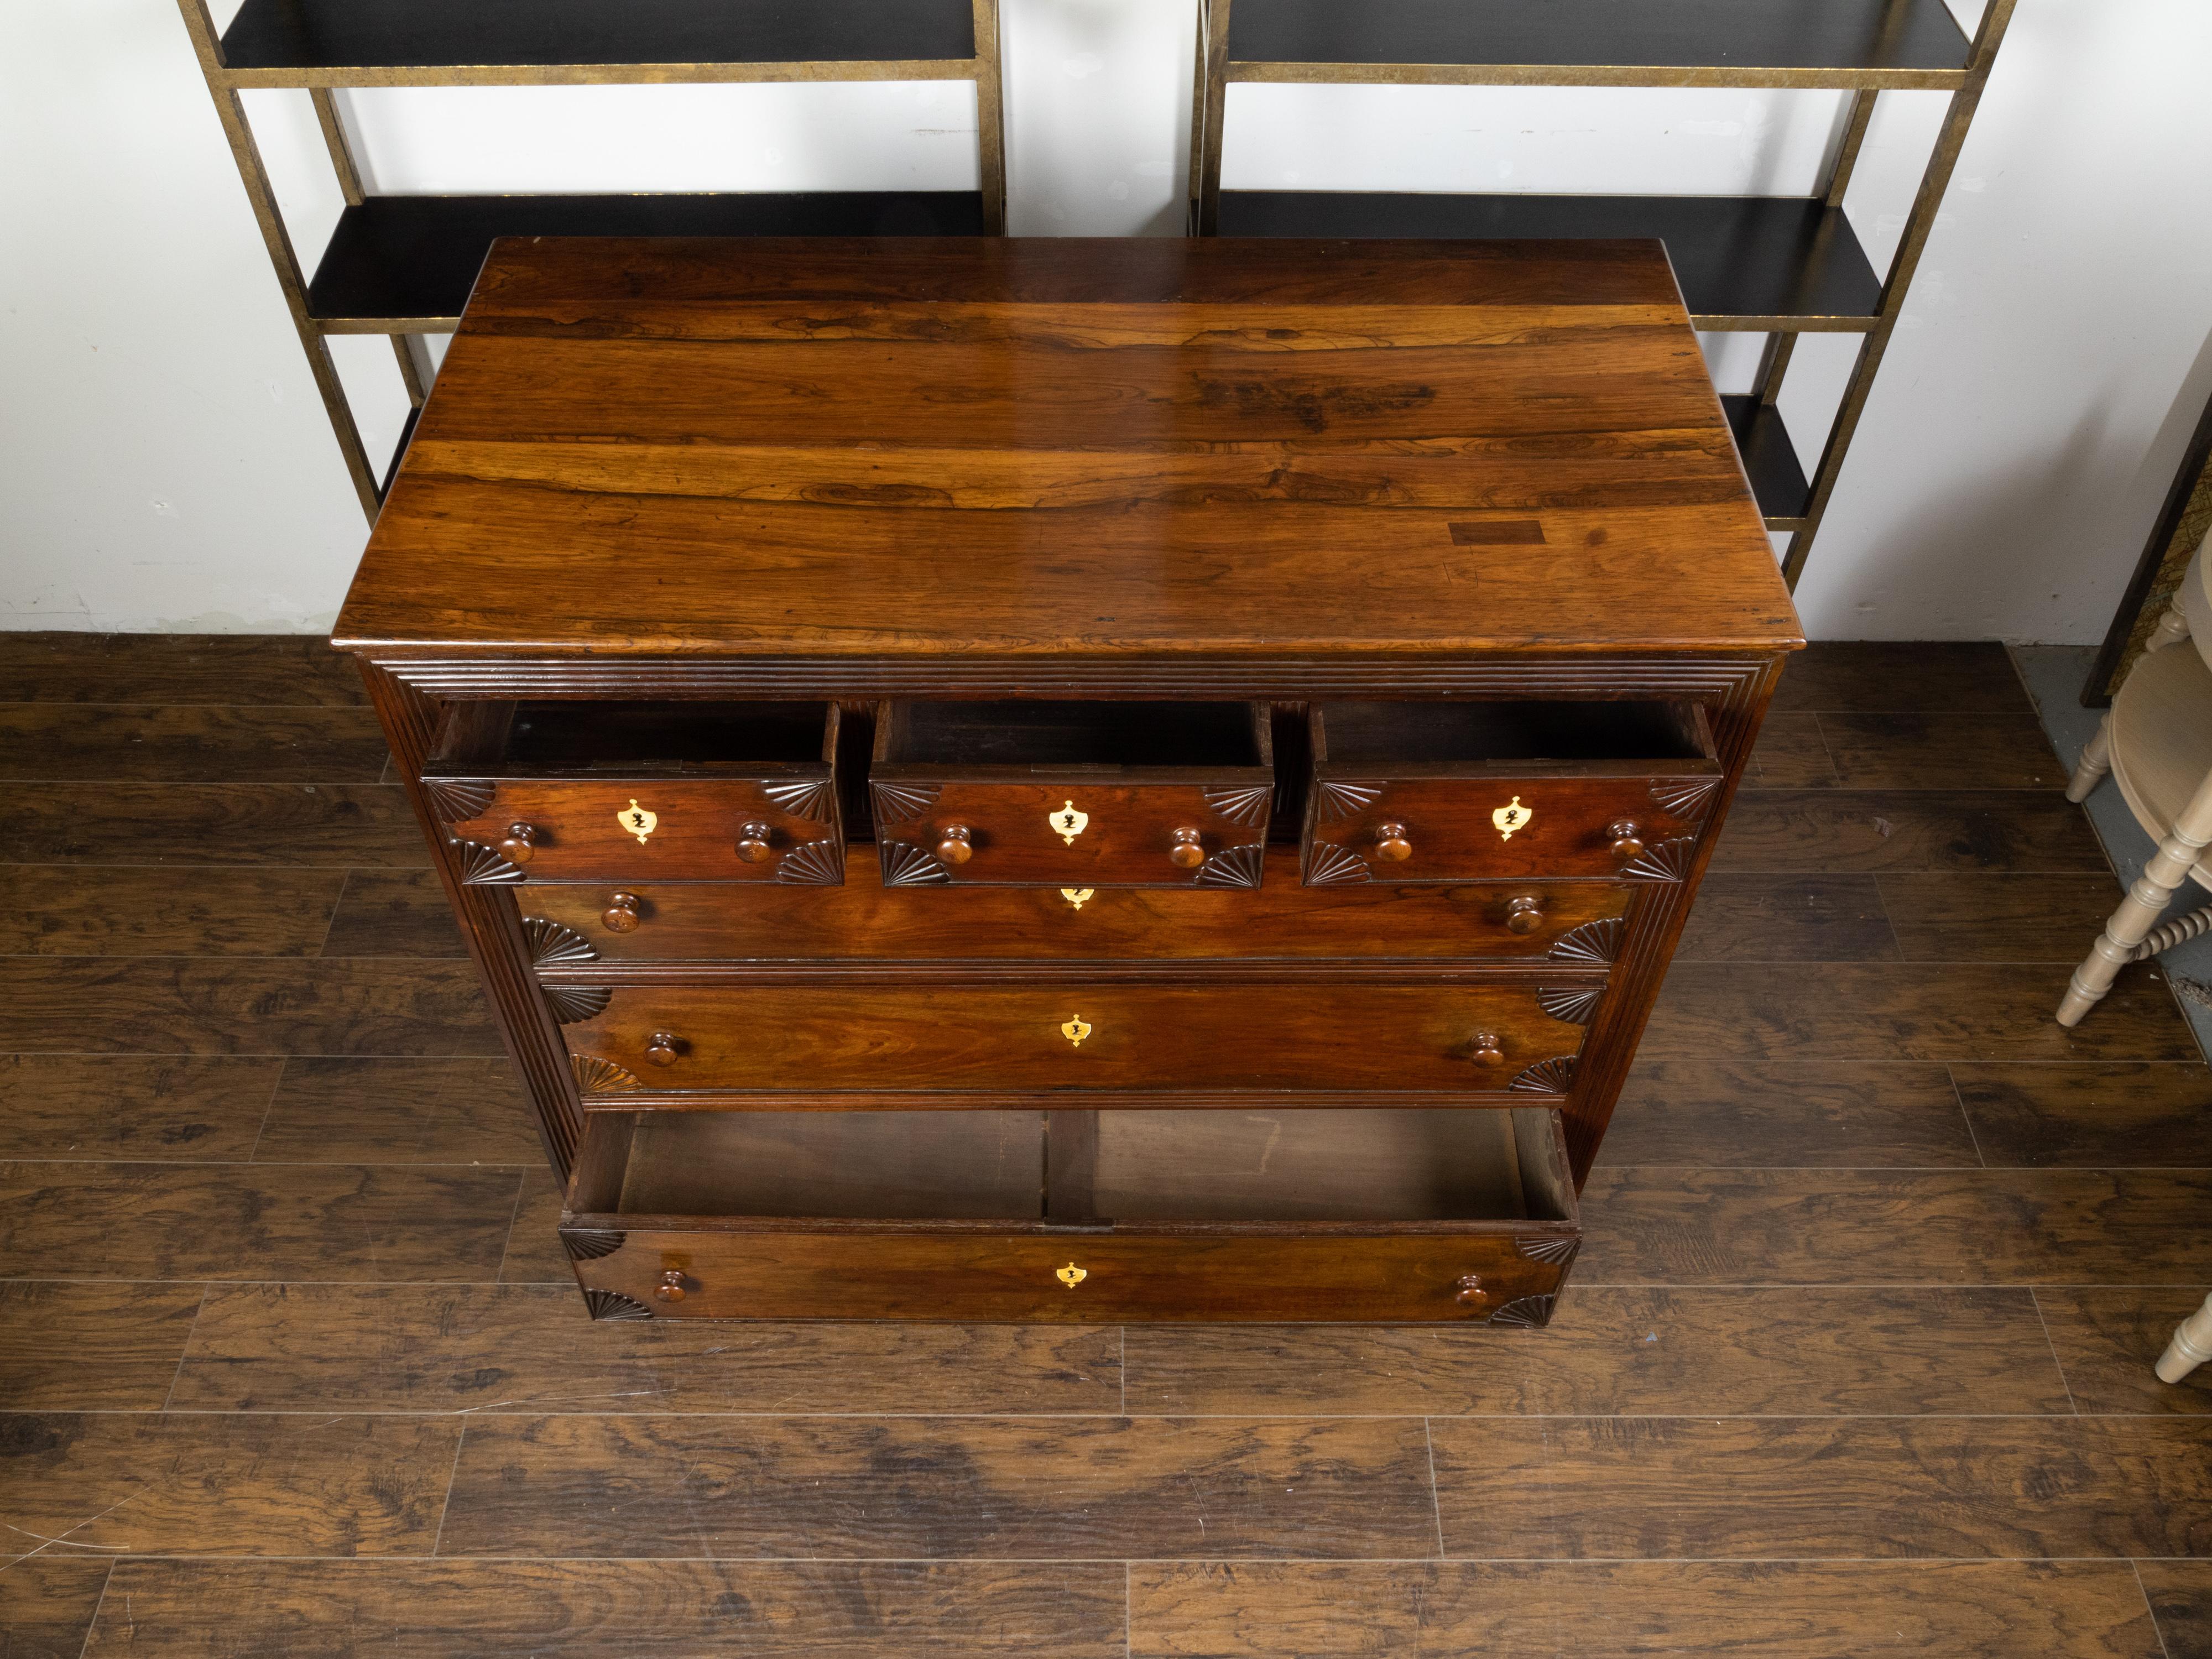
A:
422;700;843;884
1302;700;1724;885
561;1105;1582;1324
869;701;1274;888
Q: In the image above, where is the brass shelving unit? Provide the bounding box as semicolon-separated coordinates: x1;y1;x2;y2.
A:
1188;0;2016;589
178;0;1006;521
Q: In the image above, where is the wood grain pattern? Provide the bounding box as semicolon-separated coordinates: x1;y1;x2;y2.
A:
1120;1287;2068;1416
0;633;363;706
1952;1065;2212;1166
1743;713;1840;787
253;1058;540;1164
0;1162;519;1281
1878;874;2133;962
170;1283;1120;1415
500;1167;571;1284
1597;1061;1980;1166
1671;873;1896;961
2135;1559;2212;1659
0;1056;281;1161
1768;641;2028;713
1428;1416;2212;1558
318;870;468;957
1128;1561;2164;1659
1818;712;2067;790
438;1413;1441;1559
86;1559;1130;1658
0;1281;204;1410
0;1557;113;1656
2034;1287;2212;1416
0;867;349;956
1709;790;2110;873
0;706;389;782
0;1413;460;1558
0;784;430;867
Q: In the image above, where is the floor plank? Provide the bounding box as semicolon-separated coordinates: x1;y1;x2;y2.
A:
254;1058;540;1165
1879;873;2131;962
1427;1416;2212;1558
500;1167;571;1284
169;1283;1123;1415
1818;712;2068;790
0;1056;280;1162
0;706;390;783
0;1162;520;1281
1709;791;2109;874
2136;1559;2212;1659
0;1557;113;1659
2036;1286;2212;1415
0;867;349;957
0;960;499;1055
1769;641;2028;714
1578;1167;2212;1285
1598;1061;1980;1166
86;1559;1129;1658
0;1413;460;1559
439;1415;1440;1559
1952;1064;2212;1166
1120;1287;2068;1416
0;633;366;706
0;784;431;868
1128;1560;2162;1659
0;1281;204;1410
319;870;467;958
1672;873;1897;962
1743;713;1840;788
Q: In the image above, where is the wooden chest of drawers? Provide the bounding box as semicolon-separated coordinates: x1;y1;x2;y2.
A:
333;234;1800;1326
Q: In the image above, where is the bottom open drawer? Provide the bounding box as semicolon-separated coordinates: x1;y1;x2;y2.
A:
561;1104;1581;1324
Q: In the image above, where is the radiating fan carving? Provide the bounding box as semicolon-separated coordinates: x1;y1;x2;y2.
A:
1548;917;1625;966
1537;985;1604;1026
562;1229;627;1261
543;984;611;1024
1316;781;1385;823
775;838;844;885
1621;836;1697;882
1516;1235;1582;1266
1510;1055;1577;1095
523;917;597;968
1202;784;1274;827
1489;1294;1557;1328
583;1289;653;1322
763;778;834;823
1651;775;1723;824
424;777;495;822
870;782;942;826
1194;842;1265;888
880;840;951;885
1303;841;1372;885
451;839;525;884
571;1055;640;1094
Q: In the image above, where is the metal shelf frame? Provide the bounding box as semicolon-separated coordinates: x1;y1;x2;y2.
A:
175;0;1007;522
1187;0;2017;590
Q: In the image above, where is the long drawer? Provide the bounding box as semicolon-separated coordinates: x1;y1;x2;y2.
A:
562;1105;1582;1324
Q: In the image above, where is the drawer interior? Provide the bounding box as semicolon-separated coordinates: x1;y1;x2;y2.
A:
877;700;1266;770
1317;700;1710;765
429;700;836;778
575;1105;1572;1228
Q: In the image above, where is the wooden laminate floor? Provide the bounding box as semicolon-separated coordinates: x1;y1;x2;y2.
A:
1;635;2208;1658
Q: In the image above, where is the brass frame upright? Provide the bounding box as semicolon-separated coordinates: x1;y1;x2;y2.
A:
1188;0;2017;593
174;0;1008;524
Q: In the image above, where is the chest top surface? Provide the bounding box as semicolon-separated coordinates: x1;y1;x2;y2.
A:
333;236;1800;660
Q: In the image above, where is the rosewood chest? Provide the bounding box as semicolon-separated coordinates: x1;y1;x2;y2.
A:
333;235;1801;1326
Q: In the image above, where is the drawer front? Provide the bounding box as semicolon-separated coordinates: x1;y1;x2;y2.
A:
524;852;1635;964
430;775;842;885
560;981;1593;1095
565;1225;1580;1324
1303;770;1722;885
872;776;1272;888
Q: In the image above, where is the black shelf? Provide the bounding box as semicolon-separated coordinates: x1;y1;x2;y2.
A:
222;0;977;74
1720;395;1811;523
1216;192;1882;327
306;192;989;329
1225;0;1970;79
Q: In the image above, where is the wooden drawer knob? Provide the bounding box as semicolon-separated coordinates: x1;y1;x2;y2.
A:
601;892;641;933
497;822;539;864
1608;820;1646;862
1455;1274;1487;1307
645;1031;681;1067
655;1269;687;1303
937;825;975;865
1469;1031;1505;1067
735;823;774;864
1505;894;1544;934
1168;828;1206;870
1373;822;1412;862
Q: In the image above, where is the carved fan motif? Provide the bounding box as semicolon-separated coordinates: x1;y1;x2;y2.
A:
451;839;525;885
1515;1235;1582;1266
583;1289;653;1322
880;841;951;886
562;1229;627;1261
776;838;844;886
870;782;942;826
523;917;598;968
1489;1294;1557;1328
1536;985;1603;1026
1650;775;1723;825
1548;917;1625;967
1303;841;1372;885
543;984;612;1024
1510;1056;1577;1095
424;777;496;822
1620;836;1697;883
1194;842;1265;888
571;1055;640;1094
1202;784;1274;828
763;778;834;823
1316;781;1385;823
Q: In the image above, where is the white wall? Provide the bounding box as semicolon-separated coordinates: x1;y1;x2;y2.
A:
4;0;2208;638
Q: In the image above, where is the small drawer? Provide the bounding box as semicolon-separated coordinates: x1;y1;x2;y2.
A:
422;701;844;885
1302;700;1724;886
870;701;1274;888
562;1104;1581;1324
523;855;1635;964
557;977;1593;1097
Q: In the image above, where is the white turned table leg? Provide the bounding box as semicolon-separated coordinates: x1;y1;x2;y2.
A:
2149;599;2193;653
2065;714;2113;804
2158;1291;2212;1384
2057;764;2212;1026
